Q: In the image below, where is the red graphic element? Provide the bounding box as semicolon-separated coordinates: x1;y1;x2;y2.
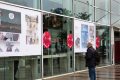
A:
67;34;73;48
96;36;100;48
43;31;51;48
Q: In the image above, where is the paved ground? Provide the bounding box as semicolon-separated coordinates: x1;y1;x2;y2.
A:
43;65;120;80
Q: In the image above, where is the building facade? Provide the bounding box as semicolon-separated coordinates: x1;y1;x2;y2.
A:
0;0;119;80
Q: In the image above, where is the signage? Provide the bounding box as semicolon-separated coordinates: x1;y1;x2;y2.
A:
96;36;100;48
43;31;51;48
0;3;42;57
74;19;96;52
67;34;73;48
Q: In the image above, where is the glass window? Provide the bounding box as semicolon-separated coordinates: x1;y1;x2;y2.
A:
76;0;94;6
95;8;110;25
75;53;86;71
42;0;73;16
96;25;111;66
0;56;42;80
111;0;120;15
74;0;94;21
0;0;40;9
111;0;120;28
111;14;120;27
95;0;110;11
0;58;13;80
43;13;74;77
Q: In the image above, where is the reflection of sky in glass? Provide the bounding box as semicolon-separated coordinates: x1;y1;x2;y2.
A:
0;0;38;8
43;0;62;12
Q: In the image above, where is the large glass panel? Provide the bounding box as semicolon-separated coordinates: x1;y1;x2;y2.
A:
16;56;42;80
75;53;86;71
95;8;110;25
0;0;40;9
0;56;42;80
74;0;94;21
42;0;73;16
111;0;120;28
111;0;120;15
111;14;120;28
75;0;94;6
96;25;111;66
95;0;110;11
43;13;74;77
0;58;14;80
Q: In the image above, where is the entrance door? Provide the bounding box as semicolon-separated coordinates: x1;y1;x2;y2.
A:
115;41;120;64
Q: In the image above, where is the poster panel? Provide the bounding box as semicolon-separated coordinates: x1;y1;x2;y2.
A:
0;7;21;57
21;9;42;56
74;19;96;53
0;3;42;57
74;20;81;52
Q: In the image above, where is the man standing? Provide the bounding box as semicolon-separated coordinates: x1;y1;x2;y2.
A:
85;42;96;80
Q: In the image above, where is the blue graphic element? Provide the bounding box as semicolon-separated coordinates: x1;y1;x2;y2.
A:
81;24;88;48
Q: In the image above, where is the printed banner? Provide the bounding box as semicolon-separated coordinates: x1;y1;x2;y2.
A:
0;3;42;57
74;19;96;53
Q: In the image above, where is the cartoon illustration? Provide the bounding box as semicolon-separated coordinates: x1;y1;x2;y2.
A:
89;26;95;44
0;32;20;52
26;15;39;45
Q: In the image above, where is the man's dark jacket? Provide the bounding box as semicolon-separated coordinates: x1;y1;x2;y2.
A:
85;46;96;67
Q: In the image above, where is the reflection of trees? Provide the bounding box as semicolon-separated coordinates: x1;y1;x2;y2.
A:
43;14;63;29
51;8;72;16
43;14;68;54
57;30;67;41
56;30;67;53
98;27;109;58
75;12;91;20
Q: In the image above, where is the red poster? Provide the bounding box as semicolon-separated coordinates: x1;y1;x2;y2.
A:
67;34;73;48
43;31;51;48
96;36;100;48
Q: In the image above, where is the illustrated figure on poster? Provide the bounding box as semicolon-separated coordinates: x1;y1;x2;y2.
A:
75;37;80;48
89;26;95;44
26;15;39;45
81;24;88;48
0;32;20;52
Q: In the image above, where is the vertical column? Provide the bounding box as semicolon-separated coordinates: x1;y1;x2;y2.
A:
110;0;114;65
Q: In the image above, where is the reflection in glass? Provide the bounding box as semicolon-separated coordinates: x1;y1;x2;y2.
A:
0;56;42;80
96;25;111;66
0;0;40;9
74;0;94;21
95;8;110;25
75;0;94;6
43;13;74;77
95;0;110;11
42;0;73;16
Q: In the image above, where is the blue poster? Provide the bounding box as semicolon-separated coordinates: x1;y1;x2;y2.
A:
81;24;88;48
